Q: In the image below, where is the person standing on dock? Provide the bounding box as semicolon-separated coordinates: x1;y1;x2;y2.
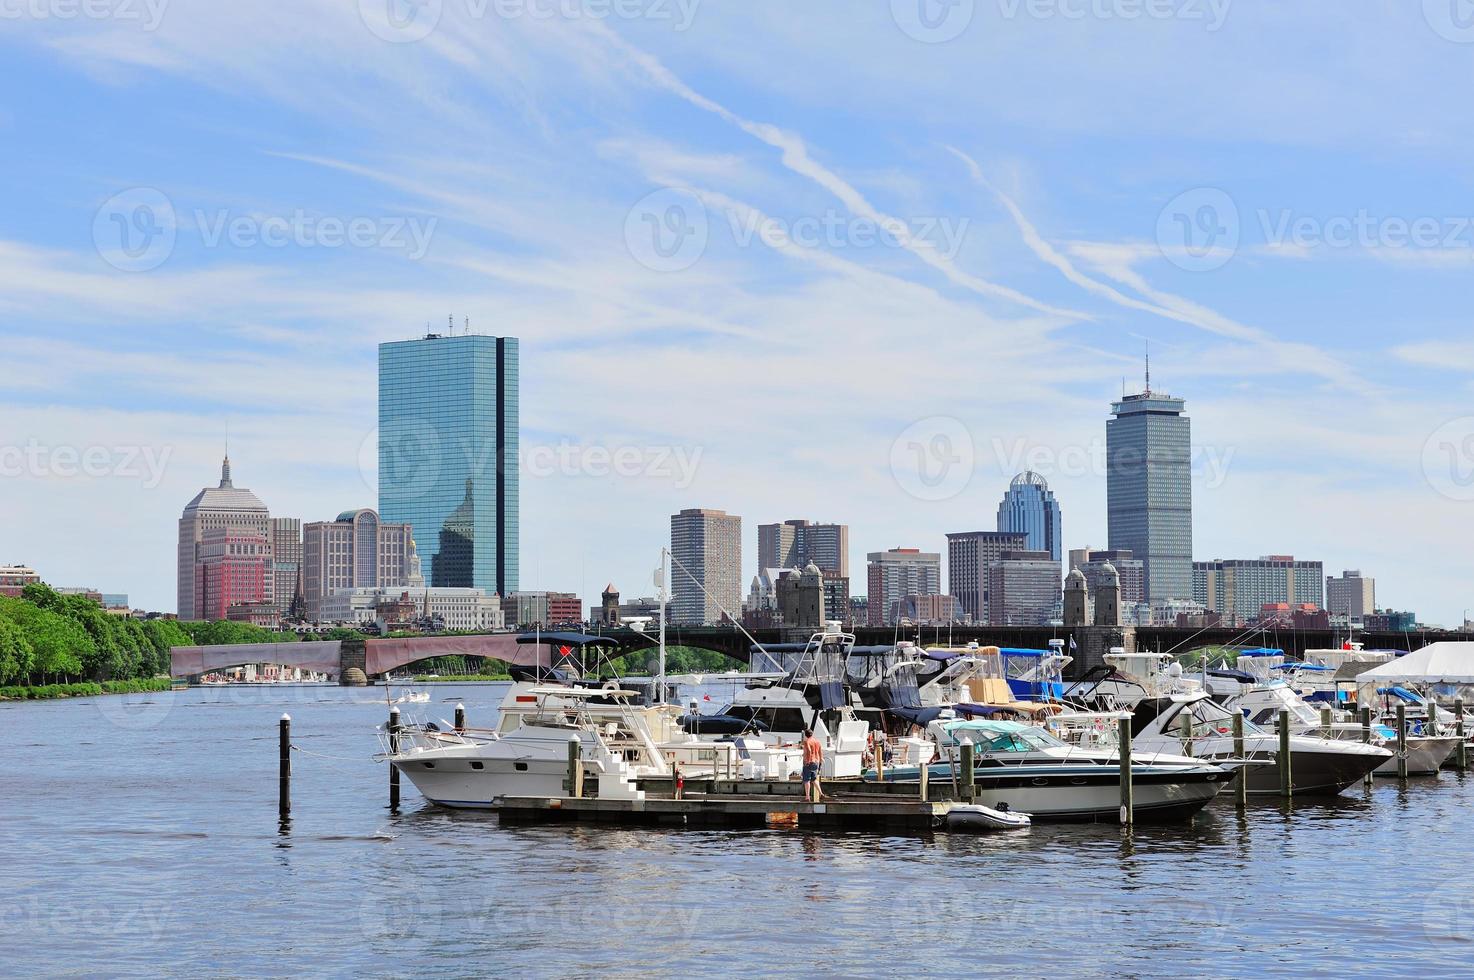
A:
801;728;824;802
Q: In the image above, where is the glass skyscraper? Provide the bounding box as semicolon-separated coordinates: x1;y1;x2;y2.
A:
995;471;1062;562
1107;388;1192;603
378;333;519;597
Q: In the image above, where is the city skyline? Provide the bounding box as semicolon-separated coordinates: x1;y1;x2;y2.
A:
7;6;1474;623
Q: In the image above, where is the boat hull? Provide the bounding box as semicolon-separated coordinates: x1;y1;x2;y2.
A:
391;755;597;808
1375;737;1462;777
1240;746;1386;795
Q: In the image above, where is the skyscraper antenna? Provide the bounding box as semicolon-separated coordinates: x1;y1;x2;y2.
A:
449;313;454;335
465;316;470;335
1144;339;1151;395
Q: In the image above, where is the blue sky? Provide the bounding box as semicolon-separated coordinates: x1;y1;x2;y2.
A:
4;0;1474;622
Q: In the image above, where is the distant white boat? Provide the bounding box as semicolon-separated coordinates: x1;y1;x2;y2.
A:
391;690;431;704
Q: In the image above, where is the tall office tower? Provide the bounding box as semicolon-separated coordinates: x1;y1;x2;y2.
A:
270;517;302;619
178;456;272;618
1326;570;1376;623
945;530;1027;624
301;509;421;622
757;519;849;575
996;471;1062;562
379;331;518;597
670;508;742;625
194;527;273;622
1107;373;1192;602
1192;556;1325;625
866;548;942;626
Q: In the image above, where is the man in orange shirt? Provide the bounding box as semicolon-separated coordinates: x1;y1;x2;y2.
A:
801;727;824;802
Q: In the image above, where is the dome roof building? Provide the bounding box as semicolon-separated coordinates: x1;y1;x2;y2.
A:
177;456;273;619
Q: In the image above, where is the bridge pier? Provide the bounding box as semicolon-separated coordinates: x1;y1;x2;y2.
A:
339;639;367;686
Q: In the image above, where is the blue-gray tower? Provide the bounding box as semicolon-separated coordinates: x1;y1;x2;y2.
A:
378;331;519;597
1107;374;1191;603
996;471;1062;562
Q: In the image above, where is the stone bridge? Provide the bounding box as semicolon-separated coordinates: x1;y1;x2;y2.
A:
171;625;1466;683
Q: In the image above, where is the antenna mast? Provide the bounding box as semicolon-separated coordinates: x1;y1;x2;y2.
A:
1144;339;1151;395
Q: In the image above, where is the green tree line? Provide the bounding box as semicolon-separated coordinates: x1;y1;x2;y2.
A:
0;583;287;686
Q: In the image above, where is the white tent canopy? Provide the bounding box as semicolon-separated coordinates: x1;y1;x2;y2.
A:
1354;642;1474;686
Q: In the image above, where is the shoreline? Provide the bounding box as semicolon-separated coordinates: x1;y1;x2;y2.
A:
0;678;174;702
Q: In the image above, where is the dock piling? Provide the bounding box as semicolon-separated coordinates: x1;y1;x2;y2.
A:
566;738;585;799
1457;699;1468;771
918;755;928;802
1231;711;1247;808
1319;706;1332;739
388;706;401;810
1360;705;1374;788
959;743;975;803
454;703;465;732
1278;710;1292;799
1118;716;1134;826
1397;704;1408;780
1180;711;1193;758
278;713;291;818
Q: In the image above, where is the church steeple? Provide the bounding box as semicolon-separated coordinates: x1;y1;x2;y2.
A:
220;455;233;488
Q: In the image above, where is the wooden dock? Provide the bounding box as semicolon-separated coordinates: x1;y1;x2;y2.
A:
495;792;956;830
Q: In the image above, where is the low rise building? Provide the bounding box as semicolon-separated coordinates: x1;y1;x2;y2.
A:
318;587;504;631
0;565;40;597
986;550;1061;626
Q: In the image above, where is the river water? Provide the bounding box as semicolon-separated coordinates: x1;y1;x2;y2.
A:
4;684;1473;977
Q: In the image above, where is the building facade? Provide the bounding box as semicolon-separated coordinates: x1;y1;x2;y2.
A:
890;593;963;626
379;332;519;597
194;527;273;622
670;508;742;625
1078;548;1146;617
318;587;504;631
1192;556;1325;625
1107;387;1192;603
501;591;583;628
866;548;942;626
302;509;420;622
946;531;1027;624
1326;570;1376;624
996;471;1062;561
986;550;1062;626
178;457;273;619
0;565;39;597
270;518;302;619
757;520;849;576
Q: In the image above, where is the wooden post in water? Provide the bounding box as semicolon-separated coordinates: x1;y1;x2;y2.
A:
876;735;885;783
1278;709;1292;799
1457;699;1468;771
1320;706;1333;739
1429;700;1439;735
1118;717;1134;826
388;706;401;810
454;703;466;732
1231;712;1247;808
918;755;929;802
1397;703;1408;779
566;738;584;799
1179;711;1193;758
960;742;975;803
1360;705;1374;789
278;713;291;818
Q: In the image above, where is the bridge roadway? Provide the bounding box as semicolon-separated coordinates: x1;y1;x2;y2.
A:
170;623;1470;682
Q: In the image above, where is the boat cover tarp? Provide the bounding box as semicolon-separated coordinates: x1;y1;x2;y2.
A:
1356;643;1474;685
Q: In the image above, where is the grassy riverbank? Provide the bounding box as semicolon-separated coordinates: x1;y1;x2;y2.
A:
0;677;174;701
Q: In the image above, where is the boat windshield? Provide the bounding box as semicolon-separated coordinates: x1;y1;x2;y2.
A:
950;725;1066;754
1183;697;1266;735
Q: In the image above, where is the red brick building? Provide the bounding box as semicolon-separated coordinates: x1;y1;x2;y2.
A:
195;528;272;622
